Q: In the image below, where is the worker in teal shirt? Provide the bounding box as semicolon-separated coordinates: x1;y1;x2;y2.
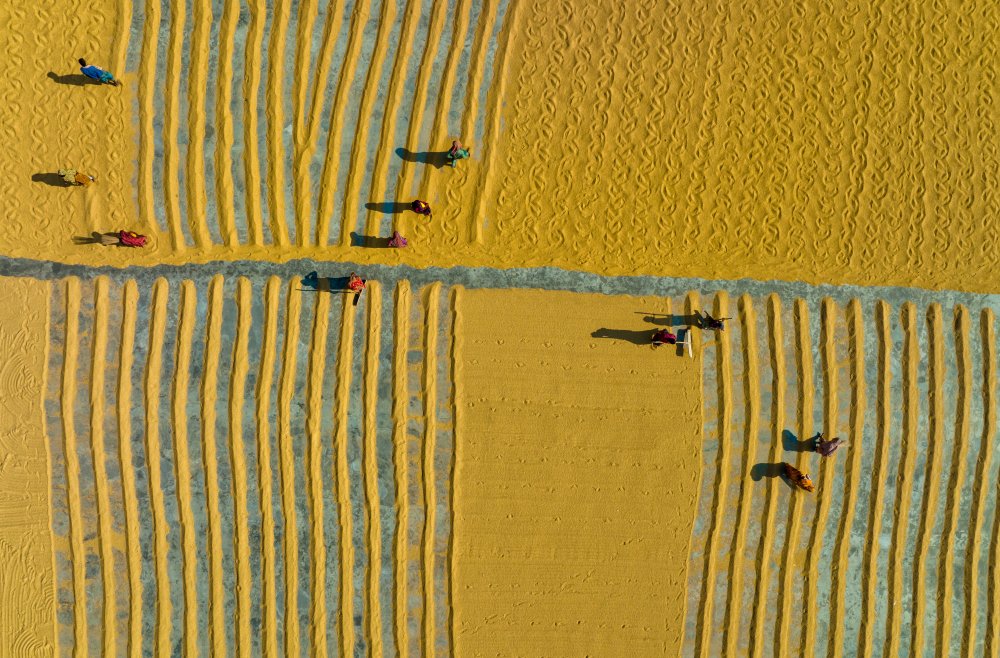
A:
78;58;120;86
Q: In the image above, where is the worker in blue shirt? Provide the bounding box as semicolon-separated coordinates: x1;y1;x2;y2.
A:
78;58;120;86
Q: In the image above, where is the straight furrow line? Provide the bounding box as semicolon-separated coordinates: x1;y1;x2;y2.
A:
184;0;212;247
884;302;920;657
334;291;358;657
278;280;303;655
256;277;281;656
469;0;521;242
172;281;199;655
214;0;240;246
303;0;348;148
747;294;784;657
800;297;838;653
61;278;88;658
137;0;162;234
89;277;117;656
265;0;292;247
777;299;813;652
392;281;412;657
446;286;463;653
421;284;441;658
362;0;423;239
291;0;319;247
314;0;374;247
306;288;331;657
694;292;731;658
458;0;497;142
363;282;385;658
230;279;254;658
938;306;972;653
858;301;892;658
201;276;227;656
912;304;945;657
116;280;144;658
340;0;400;242
242;0;266;246
828;298;866;658
981;310;999;657
144;279;172;657
721;294;758;657
162;0;188;250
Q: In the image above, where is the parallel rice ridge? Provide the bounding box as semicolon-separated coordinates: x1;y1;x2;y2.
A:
747;294;785;657
339;0;399;245
333;285;358;656
883;302;920;657
290;0;320;247
242;0;266;246
184;0;212;248
116;280;144;658
87;277;116;656
361;0;424;240
911;304;945;656
314;0;375;247
693;292;731;658
827;298;865;657
445;286;462;653
229;279;254;658
264;0;292;247
276;280;302;653
938;306;973;653
304;285;331;656
468;0;521;243
721;294;758;656
983;310;1000;657
857;300;892;657
421;283;441;657
213;0;240;247
137;0;163;234
776;299;813;653
143;279;172;656
363;282;385;657
255;277;281;656
392;281;412;656
800;298;839;653
162;0;189;250
968;310;998;657
201;277;228;655
171;281;200;655
60;278;89;658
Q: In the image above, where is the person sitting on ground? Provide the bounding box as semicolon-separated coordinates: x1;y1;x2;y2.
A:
651;328;677;347
387;231;408;248
98;230;148;247
784;462;814;492
58;169;96;186
347;272;366;293
813;433;846;457
410;199;432;217
446;140;471;167
78;58;120;86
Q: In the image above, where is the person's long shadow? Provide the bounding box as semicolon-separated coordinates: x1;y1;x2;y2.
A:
47;72;99;86
301;272;351;292
396;147;449;169
750;462;796;490
32;172;74;187
639;312;702;327
365;201;410;214
72;232;114;245
349;232;391;248
591;328;652;346
782;429;815;453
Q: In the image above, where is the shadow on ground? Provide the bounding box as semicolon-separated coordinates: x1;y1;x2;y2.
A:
750;462;797;490
350;232;391;248
395;147;450;169
640;312;702;327
592;328;652;345
782;429;815;453
47;72;99;86
365;201;410;214
32;172;73;187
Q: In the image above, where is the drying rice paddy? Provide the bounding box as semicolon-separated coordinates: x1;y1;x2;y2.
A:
0;0;998;655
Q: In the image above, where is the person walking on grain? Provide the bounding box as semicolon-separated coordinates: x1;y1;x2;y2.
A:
446;140;470;167
410;199;432;217
79;58;120;86
58;169;96;186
